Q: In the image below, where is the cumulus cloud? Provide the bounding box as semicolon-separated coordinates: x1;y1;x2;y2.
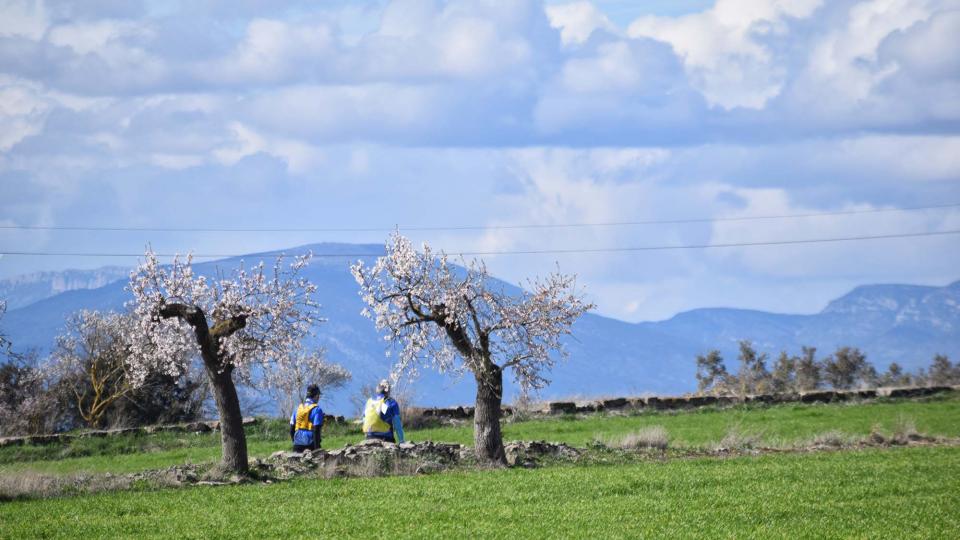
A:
545;1;618;45
1;0;958;321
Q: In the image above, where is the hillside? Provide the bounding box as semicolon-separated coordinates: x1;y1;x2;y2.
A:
1;243;958;414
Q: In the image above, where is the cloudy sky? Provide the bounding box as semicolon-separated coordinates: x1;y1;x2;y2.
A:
1;0;958;322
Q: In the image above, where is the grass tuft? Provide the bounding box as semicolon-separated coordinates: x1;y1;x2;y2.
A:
606;425;670;450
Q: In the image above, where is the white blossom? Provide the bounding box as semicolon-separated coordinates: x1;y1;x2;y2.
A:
351;232;594;393
125;248;321;386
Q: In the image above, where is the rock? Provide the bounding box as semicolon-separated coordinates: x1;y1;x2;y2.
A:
0;437;25;448
399;442;416;450
182;422;212;433
415;461;445;474
548;402;577;414
503;440;580;466
602;398;629;410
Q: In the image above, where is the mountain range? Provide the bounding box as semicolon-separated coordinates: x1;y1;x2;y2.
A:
1;242;957;415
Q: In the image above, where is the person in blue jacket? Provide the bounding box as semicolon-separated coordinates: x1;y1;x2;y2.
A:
290;384;324;452
362;379;405;444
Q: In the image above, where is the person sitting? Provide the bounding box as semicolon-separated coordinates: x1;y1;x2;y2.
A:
362;379;405;444
290;384;324;452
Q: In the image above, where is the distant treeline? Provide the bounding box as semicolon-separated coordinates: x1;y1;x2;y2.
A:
695;342;959;396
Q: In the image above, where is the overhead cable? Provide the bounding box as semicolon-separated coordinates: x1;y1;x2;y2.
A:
0;203;957;234
1;229;958;259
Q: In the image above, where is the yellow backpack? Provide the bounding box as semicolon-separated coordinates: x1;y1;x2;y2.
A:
294;402;318;431
362;397;391;433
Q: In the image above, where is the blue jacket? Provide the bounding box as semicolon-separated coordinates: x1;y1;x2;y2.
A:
290;398;324;447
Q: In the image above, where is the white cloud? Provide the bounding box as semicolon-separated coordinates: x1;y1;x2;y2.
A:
0;79;51;150
546;1;618;45
0;0;47;40
628;0;823;109
210;18;336;85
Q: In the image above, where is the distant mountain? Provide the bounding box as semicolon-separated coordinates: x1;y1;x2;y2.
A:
0;267;130;310
1;243;957;415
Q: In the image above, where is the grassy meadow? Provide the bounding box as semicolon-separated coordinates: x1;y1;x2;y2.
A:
2;392;958;476
1;447;958;538
1;393;959;538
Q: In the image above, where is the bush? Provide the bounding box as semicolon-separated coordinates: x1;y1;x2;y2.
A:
613;426;670;450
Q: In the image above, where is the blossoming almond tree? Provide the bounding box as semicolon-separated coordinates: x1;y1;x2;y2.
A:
352;233;593;464
127;249;321;473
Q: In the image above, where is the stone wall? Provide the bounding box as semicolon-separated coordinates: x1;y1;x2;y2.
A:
426;385;959;420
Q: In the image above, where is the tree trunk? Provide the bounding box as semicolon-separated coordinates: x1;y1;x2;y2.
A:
206;364;248;474
473;364;506;465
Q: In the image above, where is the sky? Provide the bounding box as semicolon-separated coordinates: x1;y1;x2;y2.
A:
0;0;958;322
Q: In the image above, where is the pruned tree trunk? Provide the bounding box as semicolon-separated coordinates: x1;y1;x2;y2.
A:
161;303;249;474
206;363;248;473
473;364;506;465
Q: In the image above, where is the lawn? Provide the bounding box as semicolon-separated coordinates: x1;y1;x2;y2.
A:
1;446;957;538
2;393;957;476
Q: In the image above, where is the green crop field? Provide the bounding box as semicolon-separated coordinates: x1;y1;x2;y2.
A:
2;393;958;476
1;447;958;538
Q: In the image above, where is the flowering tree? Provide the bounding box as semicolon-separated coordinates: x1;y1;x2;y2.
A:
127;250;321;473
352;233;593;464
262;351;351;419
50;310;138;428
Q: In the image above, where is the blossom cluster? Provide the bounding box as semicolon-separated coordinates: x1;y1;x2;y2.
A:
126;249;320;386
352;232;593;391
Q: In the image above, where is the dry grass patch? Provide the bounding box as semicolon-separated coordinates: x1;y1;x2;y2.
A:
603;425;670;450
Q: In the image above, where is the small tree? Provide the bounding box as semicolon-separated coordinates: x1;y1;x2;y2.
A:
879;362;912;387
928;354;958;386
51;311;139;428
127;250;321;473
695;350;732;394
262;351;351;419
795;346;821;391
352;233;592;464
736;340;770;396
770;351;796;393
822;347;872;390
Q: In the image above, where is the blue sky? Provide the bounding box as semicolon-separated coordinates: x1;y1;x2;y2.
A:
0;0;958;321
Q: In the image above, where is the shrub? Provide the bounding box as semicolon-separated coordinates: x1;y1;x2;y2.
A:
715;426;763;451
609;425;670;450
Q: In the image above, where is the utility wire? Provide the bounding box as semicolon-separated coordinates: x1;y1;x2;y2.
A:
1;230;958;259
1;203;957;234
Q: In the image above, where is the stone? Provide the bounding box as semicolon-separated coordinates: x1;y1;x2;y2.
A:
415;461;445;474
548;402;577;414
601;398;629;410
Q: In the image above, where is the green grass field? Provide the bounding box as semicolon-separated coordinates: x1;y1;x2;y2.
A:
2;393;958;476
2;447;958;538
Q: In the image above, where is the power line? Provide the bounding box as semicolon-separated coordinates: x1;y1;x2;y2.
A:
1;230;957;259
1;203;957;234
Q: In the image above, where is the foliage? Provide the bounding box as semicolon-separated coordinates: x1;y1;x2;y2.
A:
261;351;351;419
50;311;140;428
2;448;959;537
928;354;959;386
736;340;770;396
352;232;592;393
0;352;79;436
794;346;821;391
821;346;875;390
126;248;335;471
693;344;951;394
126;250;320;385
770;351;796;393
695;350;732;395
352;232;591;461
